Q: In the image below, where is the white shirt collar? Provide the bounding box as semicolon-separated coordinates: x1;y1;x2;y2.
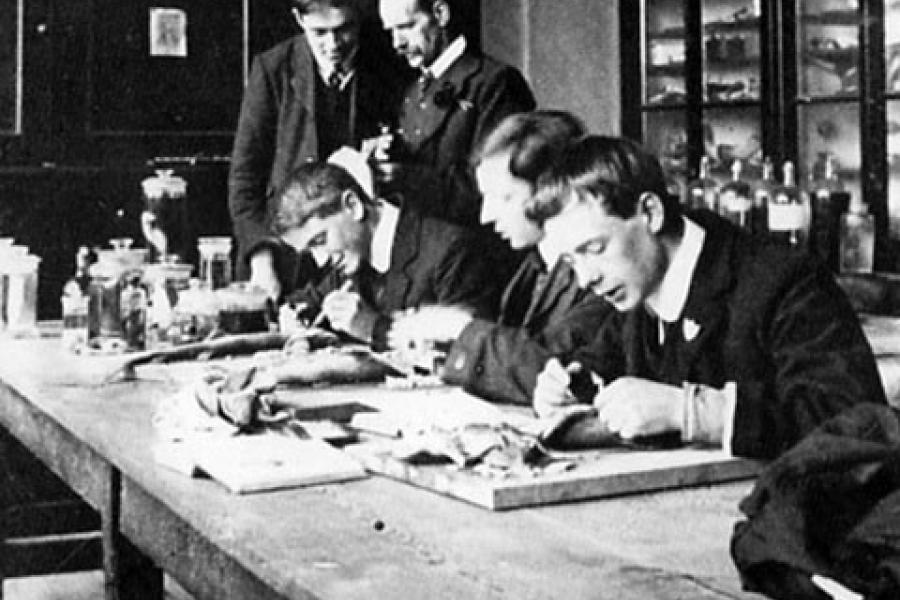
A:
537;237;561;269
426;35;466;80
369;200;400;274
310;44;357;91
645;216;705;323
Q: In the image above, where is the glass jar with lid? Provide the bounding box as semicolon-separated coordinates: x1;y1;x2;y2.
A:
197;236;233;290
216;282;271;334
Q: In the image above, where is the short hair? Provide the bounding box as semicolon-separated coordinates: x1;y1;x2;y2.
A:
473;110;586;186
410;0;463;37
273;162;373;235
292;0;362;17
529;135;681;234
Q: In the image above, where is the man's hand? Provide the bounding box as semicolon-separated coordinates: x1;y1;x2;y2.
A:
249;249;281;301
320;289;379;343
389;306;474;348
595;377;682;438
533;358;584;419
361;130;397;162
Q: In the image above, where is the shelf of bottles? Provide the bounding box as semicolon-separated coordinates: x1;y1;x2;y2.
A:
795;0;863;214
886;2;900;239
642;0;764;193
643;0;689;187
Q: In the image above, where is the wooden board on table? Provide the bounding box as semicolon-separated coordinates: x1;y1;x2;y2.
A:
155;433;367;494
275;383;762;509
347;442;761;511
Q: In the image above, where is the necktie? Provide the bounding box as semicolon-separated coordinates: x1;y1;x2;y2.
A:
327;69;343;89
418;70;434;94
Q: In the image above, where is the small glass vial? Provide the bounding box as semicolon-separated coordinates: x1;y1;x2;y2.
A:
751;157;775;236
840;195;875;274
197;236;233;291
719;159;752;230
120;275;147;351
687;155;719;212
768;161;809;247
61;247;94;351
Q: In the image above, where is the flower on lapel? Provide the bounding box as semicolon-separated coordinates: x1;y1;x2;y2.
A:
432;81;457;108
682;318;701;342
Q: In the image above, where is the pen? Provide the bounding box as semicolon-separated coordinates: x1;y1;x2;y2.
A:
311;279;353;328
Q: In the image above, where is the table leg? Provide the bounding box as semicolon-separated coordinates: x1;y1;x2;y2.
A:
102;469;163;600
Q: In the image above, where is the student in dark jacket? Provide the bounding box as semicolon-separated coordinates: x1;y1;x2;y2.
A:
390;111;611;405
228;0;400;295
266;157;504;350
531;135;885;459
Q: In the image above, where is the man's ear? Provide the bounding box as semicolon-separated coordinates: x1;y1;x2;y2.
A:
638;192;666;234
342;190;367;222
432;0;451;28
291;8;304;29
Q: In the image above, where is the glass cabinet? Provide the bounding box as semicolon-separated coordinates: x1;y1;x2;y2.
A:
621;0;900;269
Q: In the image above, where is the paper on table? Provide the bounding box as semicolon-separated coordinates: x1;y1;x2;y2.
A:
154;433;366;494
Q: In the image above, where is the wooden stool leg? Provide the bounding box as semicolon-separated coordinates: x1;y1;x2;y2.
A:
102;470;163;600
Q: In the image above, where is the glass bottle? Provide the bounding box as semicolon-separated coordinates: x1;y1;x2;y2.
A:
751;157;775;236
767;161;809;247
840;195;875;274
120;274;148;351
197;236;233;290
808;153;847;270
61;246;94;351
686;155;719;212
719;159;753;230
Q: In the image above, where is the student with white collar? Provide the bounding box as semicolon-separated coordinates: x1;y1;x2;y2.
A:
530;135;886;459
266;150;504;349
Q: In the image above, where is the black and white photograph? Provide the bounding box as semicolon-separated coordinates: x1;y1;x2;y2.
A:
1;1;900;599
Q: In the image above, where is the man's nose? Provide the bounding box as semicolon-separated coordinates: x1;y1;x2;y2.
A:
572;259;595;289
390;30;405;50
321;31;339;50
479;198;498;225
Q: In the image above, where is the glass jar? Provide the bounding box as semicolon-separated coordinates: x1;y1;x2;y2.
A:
141;169;190;263
197;236;233;290
216;282;270;334
168;278;219;344
87;239;147;350
4;249;40;338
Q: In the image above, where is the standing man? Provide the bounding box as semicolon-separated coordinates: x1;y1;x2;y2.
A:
229;0;400;298
378;0;536;225
531;135;885;459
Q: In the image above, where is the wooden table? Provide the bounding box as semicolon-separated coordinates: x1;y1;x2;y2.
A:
0;331;782;599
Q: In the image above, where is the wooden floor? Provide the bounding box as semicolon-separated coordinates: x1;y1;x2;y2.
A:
3;571;193;600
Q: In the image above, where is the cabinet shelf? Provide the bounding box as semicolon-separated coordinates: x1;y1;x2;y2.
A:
623;0;896;270
646;63;685;77
800;10;860;26
701;99;761;110
702;18;761;33
706;56;760;68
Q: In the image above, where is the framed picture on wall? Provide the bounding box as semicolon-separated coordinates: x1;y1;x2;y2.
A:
88;0;246;135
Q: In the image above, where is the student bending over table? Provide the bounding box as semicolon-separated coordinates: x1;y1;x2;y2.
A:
530;135;886;460
262;157;506;350
390;110;611;405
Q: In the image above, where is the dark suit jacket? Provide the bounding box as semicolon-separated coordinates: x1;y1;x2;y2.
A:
228;34;399;274
276;204;505;349
573;211;886;459
395;48;536;225
441;251;611;405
